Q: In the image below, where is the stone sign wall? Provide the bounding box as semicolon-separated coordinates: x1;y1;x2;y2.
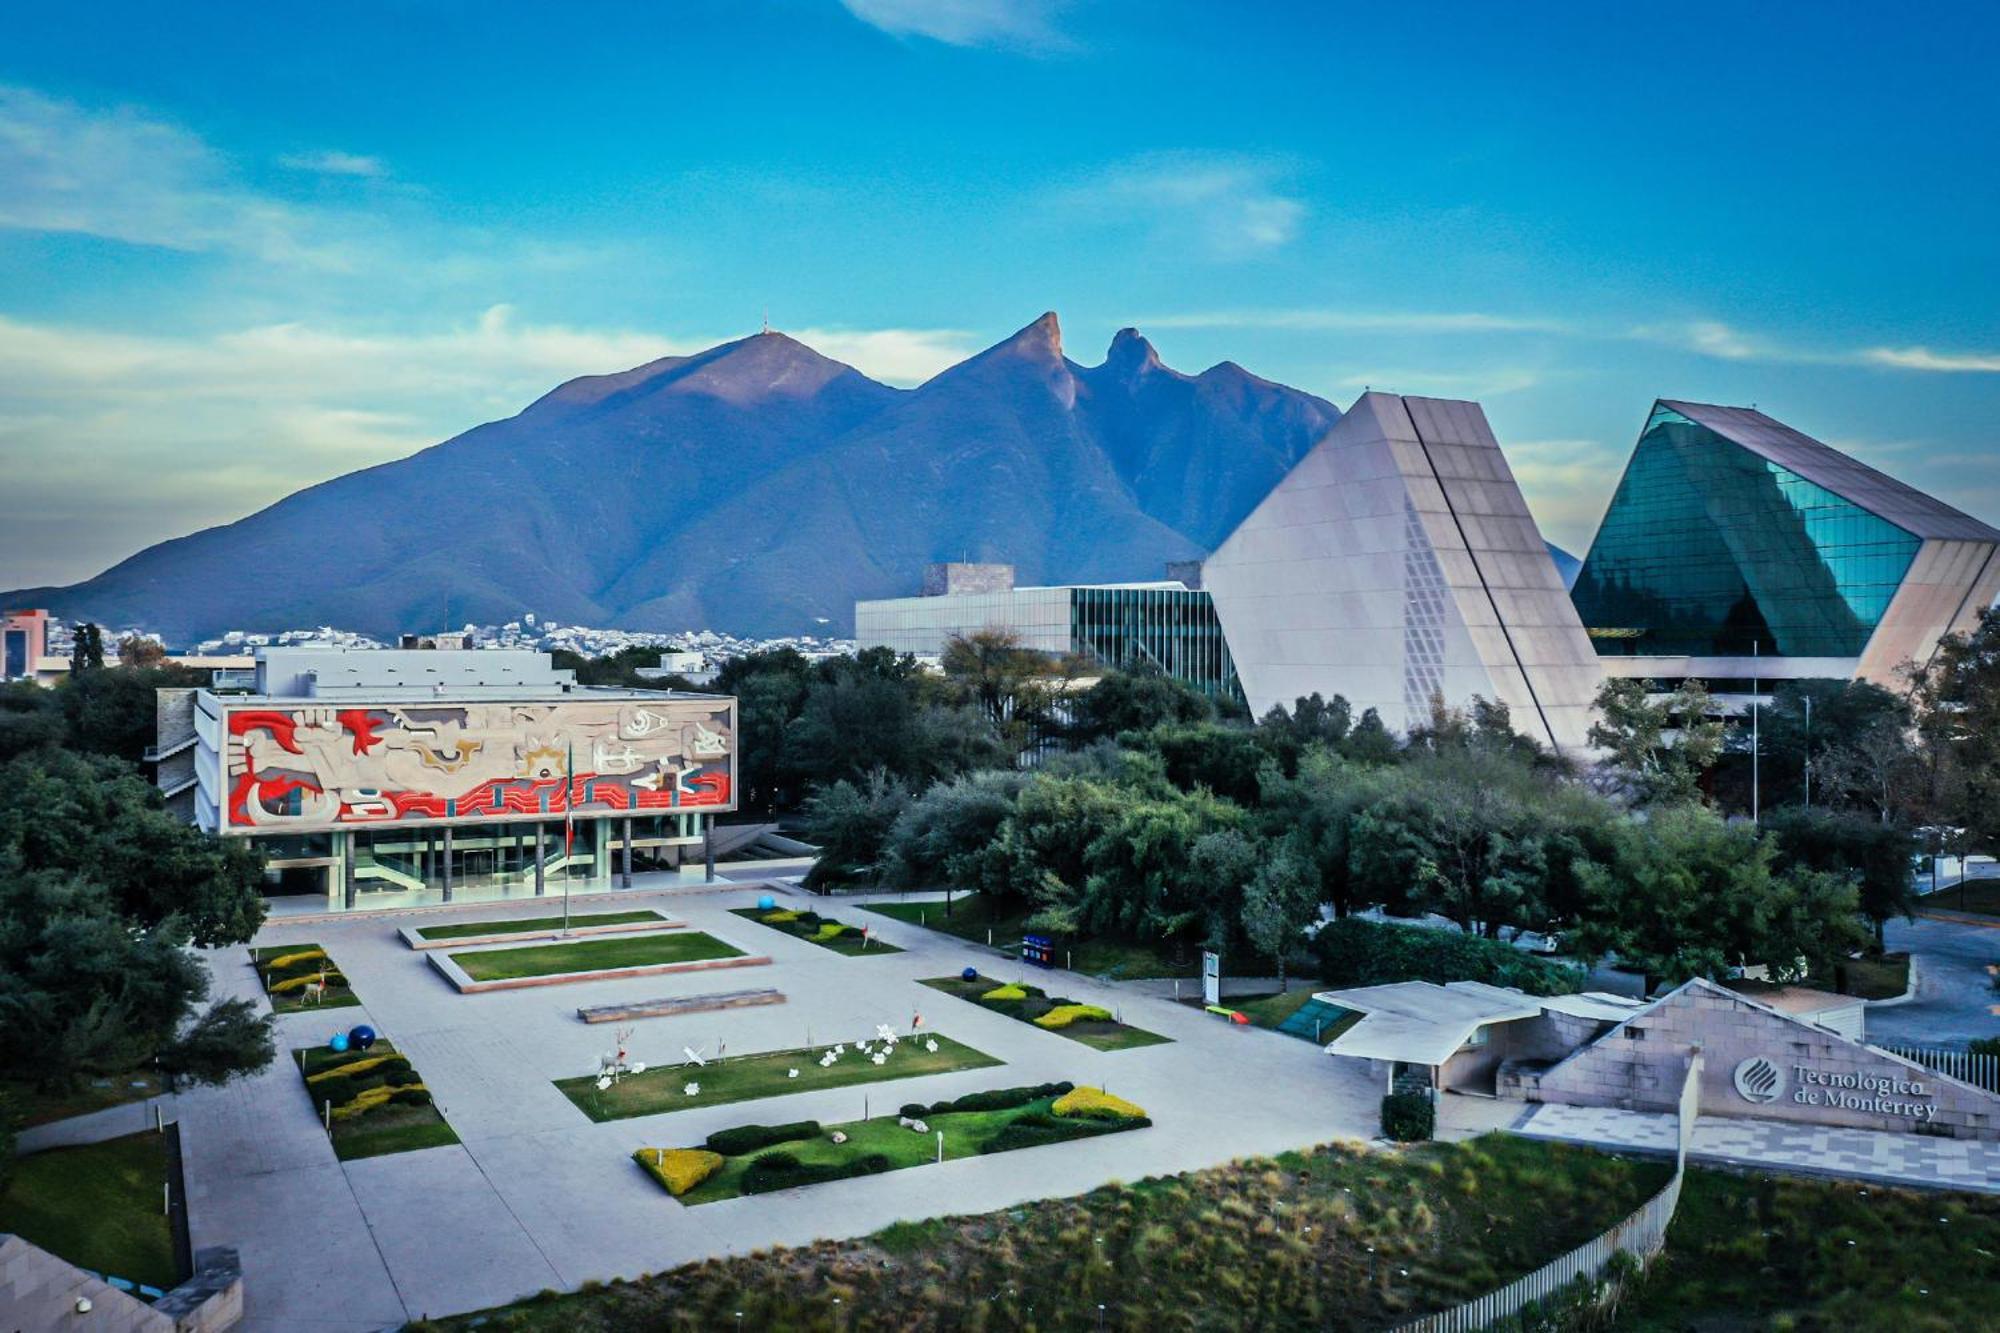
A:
1521;978;2000;1141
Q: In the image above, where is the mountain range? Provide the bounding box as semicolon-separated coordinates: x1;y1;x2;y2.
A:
6;312;1573;644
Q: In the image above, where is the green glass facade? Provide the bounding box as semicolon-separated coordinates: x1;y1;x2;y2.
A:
1069;586;1242;702
1572;405;1922;658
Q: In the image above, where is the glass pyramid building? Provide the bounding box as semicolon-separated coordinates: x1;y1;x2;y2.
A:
1572;400;2000;686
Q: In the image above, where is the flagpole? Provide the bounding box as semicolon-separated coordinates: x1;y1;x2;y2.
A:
564;741;574;937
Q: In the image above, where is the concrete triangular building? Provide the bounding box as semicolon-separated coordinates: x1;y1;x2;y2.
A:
1203;392;1601;752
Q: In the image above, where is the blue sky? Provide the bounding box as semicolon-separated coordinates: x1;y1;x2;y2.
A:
4;0;1998;587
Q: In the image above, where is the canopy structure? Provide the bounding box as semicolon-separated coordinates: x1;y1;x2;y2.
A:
1317;980;1644;1068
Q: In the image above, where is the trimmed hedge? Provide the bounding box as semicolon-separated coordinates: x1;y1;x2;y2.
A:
1381;1091;1435;1142
742;1150;891;1194
1313;917;1585;997
1052;1087;1147;1121
634;1147;725;1196
704;1121;823;1157
981;984;1028;1002
1033;1003;1114;1030
918;1081;1073;1117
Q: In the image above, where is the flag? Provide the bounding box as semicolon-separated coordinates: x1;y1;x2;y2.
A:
564;740;576;856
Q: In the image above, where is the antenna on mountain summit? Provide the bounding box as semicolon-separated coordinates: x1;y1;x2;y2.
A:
762;308;770;336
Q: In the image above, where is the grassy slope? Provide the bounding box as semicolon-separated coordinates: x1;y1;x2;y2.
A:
0;1071;166;1129
678;1093;1139;1204
0;1132;178;1290
557;1034;1002;1121
451;931;743;981
296;1039;461;1161
433;1135;1665;1331
728;907;903;956
1616;1167;2000;1331
862;894;1201;977
921;974;1172;1051
415;910;668;941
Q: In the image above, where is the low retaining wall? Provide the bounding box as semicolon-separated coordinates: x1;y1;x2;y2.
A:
0;1236;242;1332
427;949;773;994
398;915;685;950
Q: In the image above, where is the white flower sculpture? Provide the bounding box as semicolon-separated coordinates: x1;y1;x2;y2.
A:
788;1068;800;1079
871;1052;888;1066
924;1039;939;1054
595;1075;613;1092
683;1082;701;1097
876;1024;898;1042
629;1061;648;1075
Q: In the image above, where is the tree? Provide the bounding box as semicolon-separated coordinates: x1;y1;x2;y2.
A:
0;680;65;761
157;997;275;1089
116;634;169;668
1908;607;2000;857
1751;679;1912;815
712;649;815;813
68;621;103;675
1066;669;1214;744
1131;722;1271;807
939;629;1060;757
1187;827;1263;953
62;661;209;762
880;770;1028;911
1240;841;1321;989
1588;677;1725;805
798;770;911;890
1762;806;1919;950
551;645;696;690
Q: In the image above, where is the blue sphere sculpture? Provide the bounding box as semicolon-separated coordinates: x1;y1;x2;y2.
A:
757;894;777;911
348;1024;378;1051
328;1032;350;1053
961;966;979;982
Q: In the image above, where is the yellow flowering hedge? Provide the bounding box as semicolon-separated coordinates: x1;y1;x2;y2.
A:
634;1147;725;1196
307;1053;396;1084
981;984;1027;1002
812;922;848;942
261;948;327;972
1032;1003;1113;1030
331;1082;428;1121
1052;1087;1148;1121
761;910;800;924
270;970;346;995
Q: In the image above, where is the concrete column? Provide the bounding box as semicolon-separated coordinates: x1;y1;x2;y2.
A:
621;817;633;888
534;824;545;897
704;818;715;883
441;827;453;903
342;831;357;911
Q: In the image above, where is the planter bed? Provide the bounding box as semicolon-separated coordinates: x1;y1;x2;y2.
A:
921;972;1172;1052
253;942;361;1014
400;909;681;950
729;906;901;956
635;1081;1151;1204
293;1038;459;1161
431;931;766;993
557;1031;1000;1121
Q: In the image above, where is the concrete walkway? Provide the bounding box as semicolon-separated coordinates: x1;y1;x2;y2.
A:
1515;1102;2000;1194
159;881;1381;1330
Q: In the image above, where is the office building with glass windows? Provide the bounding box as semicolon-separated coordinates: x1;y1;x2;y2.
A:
1571;400;2000;694
854;563;1242;702
156;646;736;913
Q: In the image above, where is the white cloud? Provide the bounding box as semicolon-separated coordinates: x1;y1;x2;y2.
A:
1330;367;1545;397
1139;308;1564;334
0;82;347;265
279;149;387;178
788;325;975;385
837;0;1069;51
1055;154;1306;259
1861;345;2000;373
1500;438;1620;549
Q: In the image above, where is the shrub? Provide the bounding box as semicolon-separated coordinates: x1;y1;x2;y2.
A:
332;1083;406;1121
928;1081;1073;1116
705;1121;822;1157
634;1147;725;1196
270;970;347;996
1033;1004;1114;1030
1313;917;1585;996
260;948;327;974
742;1151;890;1195
306;1053;404;1084
984;1120;1095;1154
1381;1091;1435;1142
760;910;800;925
981;984;1028;1002
1052;1087;1148;1121
812;922;849;942
388;1086;432;1108
899;1103;928;1120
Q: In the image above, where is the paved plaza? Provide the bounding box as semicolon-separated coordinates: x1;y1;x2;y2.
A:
143;881;1382;1330
1515;1102;2000;1194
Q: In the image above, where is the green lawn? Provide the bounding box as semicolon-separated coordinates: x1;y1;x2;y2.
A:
450;930;744;981
0;1132;178;1291
729;906;902;956
295;1039;460;1161
921;973;1172;1051
253;942;362;1014
1834;951;1911;1000
556;1033;1001;1121
1617;1167;2000;1330
415;909;670;941
861;893;1200;977
0;1070;166;1128
667;1088;1148;1205
433;1134;1667;1331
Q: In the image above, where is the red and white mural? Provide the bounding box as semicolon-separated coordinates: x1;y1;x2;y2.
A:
223;698;735;830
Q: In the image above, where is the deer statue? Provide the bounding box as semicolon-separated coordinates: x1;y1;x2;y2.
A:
301;969;329;1007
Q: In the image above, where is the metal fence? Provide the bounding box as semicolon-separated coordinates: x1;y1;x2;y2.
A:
1878;1042;2000;1094
1396;1055;1702;1333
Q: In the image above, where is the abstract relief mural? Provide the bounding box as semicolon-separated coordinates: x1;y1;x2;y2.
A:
224;699;735;829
